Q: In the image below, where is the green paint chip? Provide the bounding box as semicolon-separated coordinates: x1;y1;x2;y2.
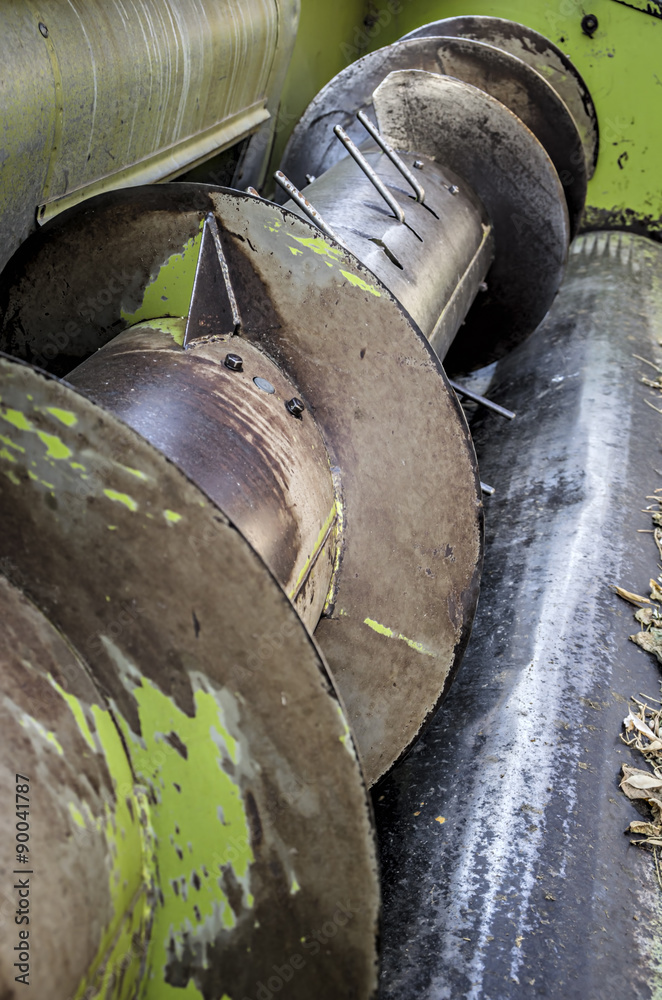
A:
164;509;182;523
340;270;381;297
46;407;78;427
36;430;72;460
104;489;138;512
363;617;435;657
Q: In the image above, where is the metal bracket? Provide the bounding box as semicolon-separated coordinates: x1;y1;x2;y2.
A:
183;213;242;348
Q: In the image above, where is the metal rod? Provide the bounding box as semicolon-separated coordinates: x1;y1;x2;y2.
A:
274;170;341;241
449;379;516;420
245;186;260;197
356;110;425;204
480;482;495;496
333;124;405;224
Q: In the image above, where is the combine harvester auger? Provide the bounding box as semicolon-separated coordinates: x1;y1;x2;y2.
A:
0;3;660;998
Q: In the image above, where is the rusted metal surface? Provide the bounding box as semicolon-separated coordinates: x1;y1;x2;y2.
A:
0;355;380;998
401;15;599;180
0;0;299;272
283;149;495;360
0;184;483;784
68;327;337;631
373;70;569;372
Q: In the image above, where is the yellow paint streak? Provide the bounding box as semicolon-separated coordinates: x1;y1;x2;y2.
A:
289;505;337;599
121;465;148;481
164;509;182;523
138;317;187;347
36;430;72;460
1;408;32;432
50;678;97;752
103;489;138;512
0;434;25;453
45;407;78;427
340;270;381;296
363;618;436;657
69;803;87;829
288;233;344;261
20;715;64;755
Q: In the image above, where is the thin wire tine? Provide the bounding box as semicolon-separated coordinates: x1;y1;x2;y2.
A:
356;110;425;204
273;171;341;242
333;124;405;224
449;380;516;420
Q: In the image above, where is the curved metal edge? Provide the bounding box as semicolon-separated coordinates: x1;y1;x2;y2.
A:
0;182;484;785
0;350;381;998
373;70;570;371
400;15;599;179
430;36;586;240
278;36;468;197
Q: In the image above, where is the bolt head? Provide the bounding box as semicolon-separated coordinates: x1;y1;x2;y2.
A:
285;397;305;417
448;184;460;196
413;160;424;170
38;21;49;36
224;353;243;371
581;13;598;36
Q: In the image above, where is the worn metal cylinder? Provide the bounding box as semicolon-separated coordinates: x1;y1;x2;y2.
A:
285;148;495;358
68;324;338;630
375;232;662;998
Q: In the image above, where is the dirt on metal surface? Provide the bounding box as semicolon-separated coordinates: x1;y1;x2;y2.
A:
68;326;338;630
401;15;599;179
0;184;483;785
373;69;569;371
0;355;380;1000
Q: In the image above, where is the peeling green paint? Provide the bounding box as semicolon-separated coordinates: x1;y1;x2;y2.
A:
0;447;17;463
50;677;98;753
69;803;87;829
36;430;72;460
20;714;64;755
3;468;20;486
110;672;254;999
164;509;183;524
121;223;204;326
51;675;155;1000
0;433;24;453
340;270;381;297
336;704;357;761
121;465;148;481
289;504;337;599
45;407;78;427
1;407;32;432
103;489;138;512
288;233;344;261
363;617;436;657
138;317;188;347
